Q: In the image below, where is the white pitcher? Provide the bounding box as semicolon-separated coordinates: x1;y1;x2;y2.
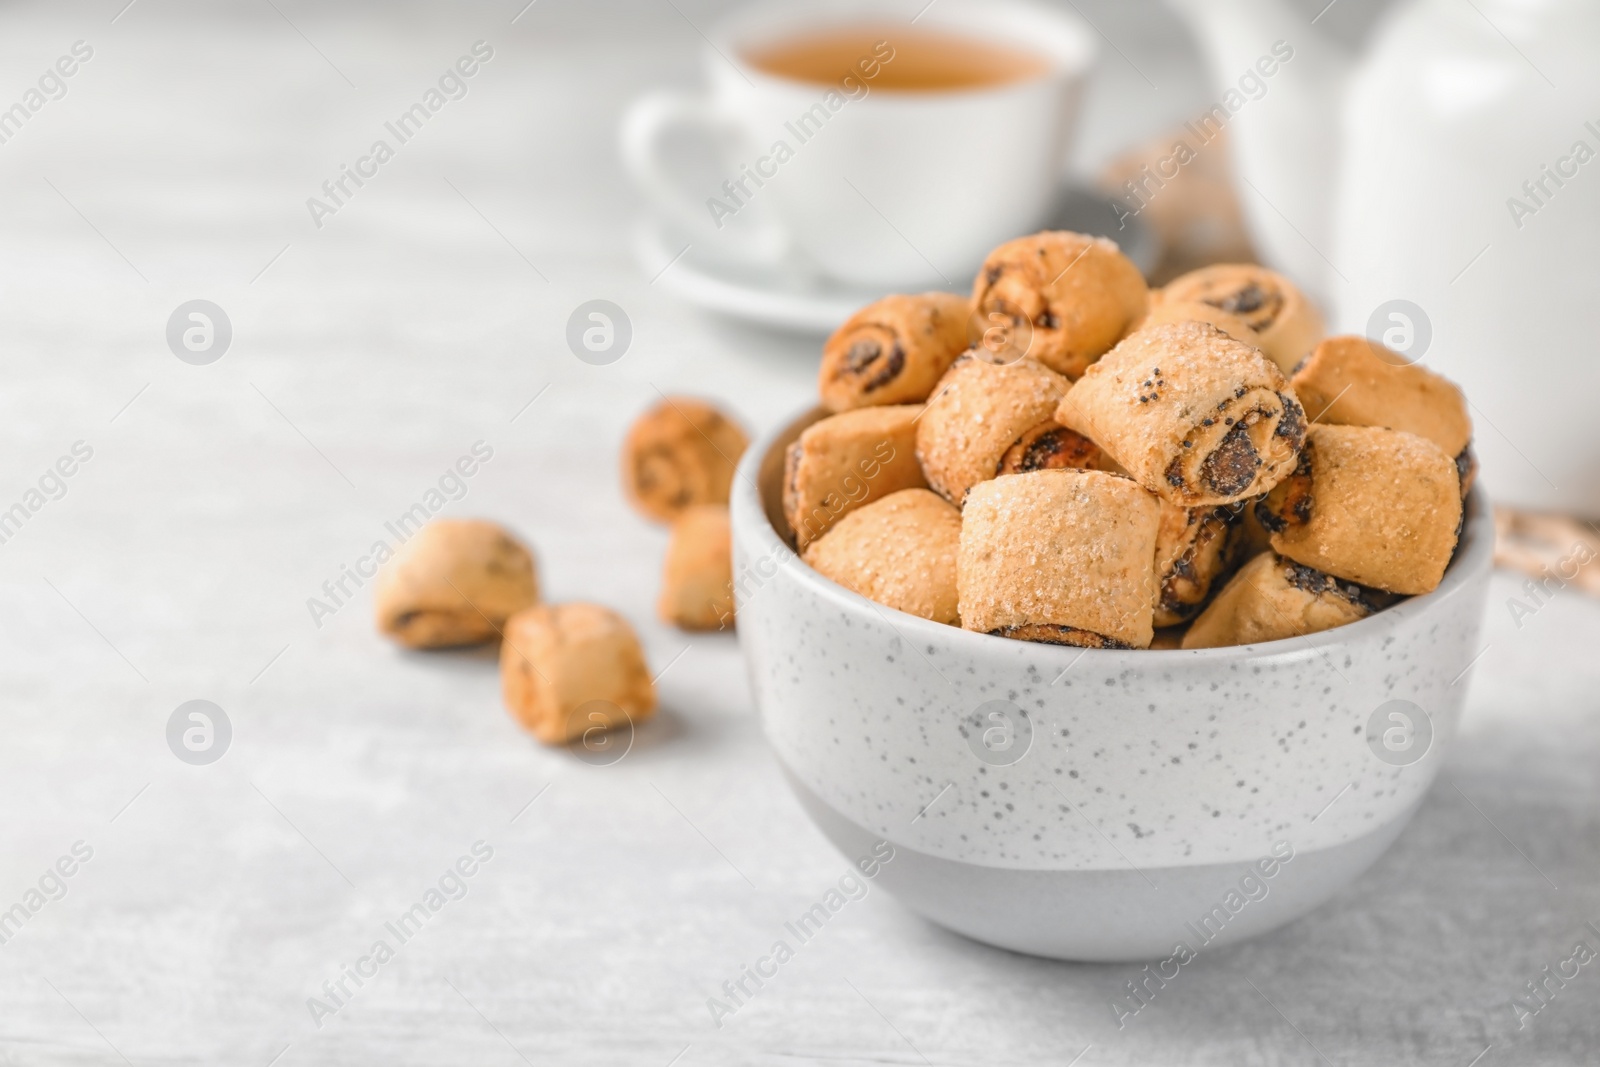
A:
1169;0;1600;515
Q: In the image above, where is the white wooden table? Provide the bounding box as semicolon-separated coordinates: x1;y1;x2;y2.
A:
0;1;1595;1064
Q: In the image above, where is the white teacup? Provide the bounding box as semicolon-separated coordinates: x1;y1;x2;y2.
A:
621;0;1097;288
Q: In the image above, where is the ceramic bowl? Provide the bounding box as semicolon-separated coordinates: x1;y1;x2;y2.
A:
731;407;1493;962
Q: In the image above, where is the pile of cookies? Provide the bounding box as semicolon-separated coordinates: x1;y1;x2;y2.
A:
367;399;748;749
787;231;1474;650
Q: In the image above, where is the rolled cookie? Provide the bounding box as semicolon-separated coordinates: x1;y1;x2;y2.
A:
1160;264;1323;374
658;505;734;631
783;405;926;549
622;397;748;522
374;519;539;648
995;421;1113;477
1055;321;1306;507
500;603;657;745
971;231;1149;379
1153;501;1238;627
802;488;961;625
1290;335;1472;457
1137;298;1261;347
1182;552;1380;649
819;292;971;411
959;469;1161;649
916;356;1071;505
1256;424;1461;595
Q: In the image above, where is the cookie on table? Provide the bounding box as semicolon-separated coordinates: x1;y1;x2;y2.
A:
959;469;1161;649
374;519;538;648
971;231;1149;379
658;505;733;631
1290;335;1473;475
500;602;656;745
802;488;961;625
819;293;971;411
915;356;1071;505
622;397;748;522
1182;552;1382;649
1256;424;1461;595
783;405;926;549
1056;321;1306;508
1159;263;1323;374
1153;501;1239;628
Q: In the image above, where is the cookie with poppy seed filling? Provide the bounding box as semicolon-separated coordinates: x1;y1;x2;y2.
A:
1153;500;1239;627
1256;423;1461;595
1136;297;1261;348
783;405;927;549
1181;551;1382;649
1160;263;1324;374
958;469;1161;649
658;505;734;631
1055;321;1306;508
970;231;1148;379
621;397;748;522
500;602;656;745
374;519;539;648
915;355;1072;506
819;292;971;411
802;488;961;625
994;421;1113;476
1290;335;1474;495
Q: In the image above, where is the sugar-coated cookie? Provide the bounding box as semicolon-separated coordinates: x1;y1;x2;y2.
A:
819;292;971;411
916;356;1071;505
622;397;747;522
971;231;1149;379
958;469;1161;649
803;488;961;625
783;405;926;548
1290;335;1472;458
1256;424;1461;595
1056;321;1305;507
658;505;734;630
500;602;656;745
374;519;538;648
1160;263;1323;374
1183;552;1380;649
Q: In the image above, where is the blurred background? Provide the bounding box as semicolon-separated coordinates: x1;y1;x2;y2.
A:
1;0;1597;1064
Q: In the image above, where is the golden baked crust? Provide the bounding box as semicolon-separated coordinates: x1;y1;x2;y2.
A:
1159;263;1323;374
958;469;1161;648
971;231;1148;379
783;405;926;549
802;488;961;625
1056;321;1305;507
915;356;1071;505
1256;424;1461;595
658;505;734;630
1291;335;1472;456
374;519;538;648
1153;501;1238;627
622;397;748;522
1182;551;1377;649
500;602;656;745
819;292;971;411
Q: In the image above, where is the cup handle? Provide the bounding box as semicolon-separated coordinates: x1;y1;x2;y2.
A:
620;90;790;264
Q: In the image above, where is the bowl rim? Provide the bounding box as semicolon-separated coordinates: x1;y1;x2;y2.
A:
733;403;1494;664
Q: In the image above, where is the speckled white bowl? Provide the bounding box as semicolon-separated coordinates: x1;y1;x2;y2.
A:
733;408;1493;961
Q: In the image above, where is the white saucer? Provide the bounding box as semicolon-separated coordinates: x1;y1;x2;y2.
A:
634;183;1161;335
